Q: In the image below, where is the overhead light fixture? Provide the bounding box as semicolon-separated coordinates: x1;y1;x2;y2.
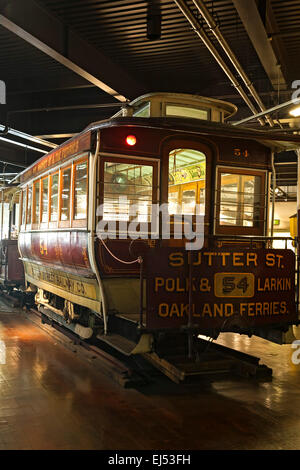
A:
289;106;300;117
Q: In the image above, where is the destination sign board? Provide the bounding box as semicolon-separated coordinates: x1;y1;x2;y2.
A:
145;248;296;330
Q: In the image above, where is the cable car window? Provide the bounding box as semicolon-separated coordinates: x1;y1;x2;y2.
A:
26;186;32;225
41;177;49;223
21;189;26;225
133;102;150;118
2;203;9;239
60;167;71;221
74;160;88;220
33;181;40;224
218;171;264;229
50;173;59;221
166;105;209;120
13;202;19;238
103;160;154;222
168;148;206;215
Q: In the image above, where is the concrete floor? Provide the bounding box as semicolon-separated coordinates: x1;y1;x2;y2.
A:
0;305;300;450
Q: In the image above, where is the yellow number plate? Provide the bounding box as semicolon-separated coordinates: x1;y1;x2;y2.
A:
214;273;254;298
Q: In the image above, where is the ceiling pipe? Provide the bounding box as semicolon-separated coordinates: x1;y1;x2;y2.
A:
191;0;274;127
0;125;9;135
173;0;266;126
0;124;57;149
0;135;47;154
233;96;300;126
35;133;75;139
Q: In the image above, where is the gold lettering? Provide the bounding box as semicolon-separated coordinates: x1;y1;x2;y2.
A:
180;304;189;317
280;302;287;314
256;303;262;315
213;304;223;317
240;303;247;316
193;252;201;266
276;255;283;268
224;304;234;317
233;252;244;267
169;303;180;317
247;253;257;266
155;277;164;292
273;302;279;314
165;278;175;292
176;278;185;292
247;303;255;316
199;278;211;292
219;252;230;266
158;304;169;317
169;252;184;267
266;253;275;267
203;252;216;266
263;303;270;315
257;279;263;291
202;304;212;317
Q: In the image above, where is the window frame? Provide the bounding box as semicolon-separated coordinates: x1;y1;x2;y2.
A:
215;166;267;236
49;171;60;227
26;185;33;228
164;102;211;121
32;180;41;228
99;154;159;234
20;188;26;229
59;164;73;228
40;175;50;229
162;138;211;242
72;156;89;228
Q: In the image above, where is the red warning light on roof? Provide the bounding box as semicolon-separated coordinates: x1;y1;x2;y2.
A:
125;135;137;146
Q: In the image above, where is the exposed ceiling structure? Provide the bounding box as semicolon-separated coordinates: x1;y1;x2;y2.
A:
0;0;299;189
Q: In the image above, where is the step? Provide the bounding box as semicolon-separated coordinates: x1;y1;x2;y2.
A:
98;334;138;356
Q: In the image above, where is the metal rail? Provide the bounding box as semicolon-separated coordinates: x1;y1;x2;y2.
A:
30;306;272;384
191;0;274;127
173;0;265;126
28;307;146;387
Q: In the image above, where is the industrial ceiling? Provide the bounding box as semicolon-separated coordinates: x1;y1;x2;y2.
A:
0;0;299;189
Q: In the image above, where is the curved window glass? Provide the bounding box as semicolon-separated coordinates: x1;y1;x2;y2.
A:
166;104;210;120
50;173;59;221
74;160;88;220
168;148;206;215
41;177;49;223
60;167;71;221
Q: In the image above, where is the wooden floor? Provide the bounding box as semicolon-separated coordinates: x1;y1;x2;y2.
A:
1;303;300;449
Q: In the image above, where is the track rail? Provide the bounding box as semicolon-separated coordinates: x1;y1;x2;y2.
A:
145;337;273;383
29;306;272;385
0;291;273;385
28;308;151;388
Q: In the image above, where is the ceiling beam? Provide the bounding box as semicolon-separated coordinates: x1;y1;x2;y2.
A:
8;75;95;95
0;0;146;101
265;1;291;84
232;0;287;91
8;102;125;114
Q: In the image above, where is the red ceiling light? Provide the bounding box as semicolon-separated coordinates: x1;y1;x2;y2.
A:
125;135;137;146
